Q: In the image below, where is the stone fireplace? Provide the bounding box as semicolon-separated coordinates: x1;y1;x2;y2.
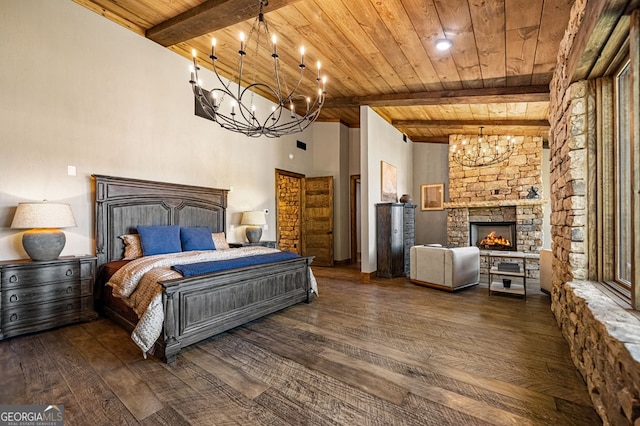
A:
446;200;544;277
445;134;545;277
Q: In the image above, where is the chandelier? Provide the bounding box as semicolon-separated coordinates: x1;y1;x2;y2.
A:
189;0;326;138
450;127;516;167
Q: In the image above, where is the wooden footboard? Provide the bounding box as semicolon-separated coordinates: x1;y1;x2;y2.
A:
160;256;313;363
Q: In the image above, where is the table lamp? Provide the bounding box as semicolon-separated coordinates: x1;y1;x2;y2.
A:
241;211;266;243
11;202;77;261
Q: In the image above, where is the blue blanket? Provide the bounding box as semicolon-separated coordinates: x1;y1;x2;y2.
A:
171;251;301;277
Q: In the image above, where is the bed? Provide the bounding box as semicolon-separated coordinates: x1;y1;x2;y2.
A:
93;174;315;363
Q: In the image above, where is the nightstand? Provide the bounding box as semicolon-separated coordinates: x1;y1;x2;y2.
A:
229;241;277;248
0;255;98;340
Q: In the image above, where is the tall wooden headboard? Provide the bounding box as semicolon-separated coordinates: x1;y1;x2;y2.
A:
93;175;228;267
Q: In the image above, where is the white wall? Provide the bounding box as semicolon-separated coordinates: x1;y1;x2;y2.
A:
311;122;350;261
349;128;361;176
360;107;413;274
349;127;362;255
0;0;322;260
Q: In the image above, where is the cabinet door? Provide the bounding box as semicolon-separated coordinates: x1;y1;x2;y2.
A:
376;204;404;278
376;204;393;277
389;206;404;276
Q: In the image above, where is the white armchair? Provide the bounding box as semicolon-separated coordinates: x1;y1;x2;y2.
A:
409;245;480;291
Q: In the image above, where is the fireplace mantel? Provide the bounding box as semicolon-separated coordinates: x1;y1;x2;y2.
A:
444;199;549;209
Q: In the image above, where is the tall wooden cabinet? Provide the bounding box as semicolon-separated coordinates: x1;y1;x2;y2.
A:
376;203;416;278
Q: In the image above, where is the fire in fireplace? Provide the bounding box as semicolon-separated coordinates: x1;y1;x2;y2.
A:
470;222;517;251
478;231;512;249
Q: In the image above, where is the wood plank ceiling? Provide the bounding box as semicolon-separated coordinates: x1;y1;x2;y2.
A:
74;0;575;143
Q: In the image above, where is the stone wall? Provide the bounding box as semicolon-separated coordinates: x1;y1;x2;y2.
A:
548;1;640;424
554;281;640;425
549;80;590;285
447;205;537;248
446;202;543;277
446;133;544;275
448;135;543;203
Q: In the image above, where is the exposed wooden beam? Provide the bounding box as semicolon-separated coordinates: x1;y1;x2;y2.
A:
410;137;450;144
393;119;550;128
567;0;631;82
146;0;303;47
323;86;550;109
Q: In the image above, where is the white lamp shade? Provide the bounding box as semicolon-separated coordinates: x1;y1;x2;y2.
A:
11;202;77;229
241;211;266;226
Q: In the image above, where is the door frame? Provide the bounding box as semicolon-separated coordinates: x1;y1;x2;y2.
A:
350;174;360;264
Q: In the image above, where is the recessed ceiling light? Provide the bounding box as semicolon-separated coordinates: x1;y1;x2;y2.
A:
436;39;452;51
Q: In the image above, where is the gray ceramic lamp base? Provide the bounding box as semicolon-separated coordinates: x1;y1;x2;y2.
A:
22;229;66;261
245;226;263;243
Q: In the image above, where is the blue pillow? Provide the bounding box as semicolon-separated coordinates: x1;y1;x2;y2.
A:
136;225;182;256
180;226;215;251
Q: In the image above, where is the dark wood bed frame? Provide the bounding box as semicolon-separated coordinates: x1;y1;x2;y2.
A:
93;174;314;363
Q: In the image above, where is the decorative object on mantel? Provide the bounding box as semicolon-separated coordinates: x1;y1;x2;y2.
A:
241;210;267;243
450;126;517;167
189;0;327;138
11;201;77;261
526;186;540;199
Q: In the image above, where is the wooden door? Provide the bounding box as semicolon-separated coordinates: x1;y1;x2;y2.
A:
302;176;334;266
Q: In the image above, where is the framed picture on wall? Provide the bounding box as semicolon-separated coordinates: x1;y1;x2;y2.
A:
421;183;444;211
381;161;397;202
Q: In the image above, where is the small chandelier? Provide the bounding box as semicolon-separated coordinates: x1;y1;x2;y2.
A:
189;0;326;138
450;127;516;167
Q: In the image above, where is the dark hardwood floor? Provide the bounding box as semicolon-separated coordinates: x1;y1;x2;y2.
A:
1;265;601;425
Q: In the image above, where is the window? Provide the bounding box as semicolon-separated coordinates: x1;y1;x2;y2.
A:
615;61;632;287
586;12;639;308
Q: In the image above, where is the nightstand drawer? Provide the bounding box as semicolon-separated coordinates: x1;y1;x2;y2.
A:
2;280;89;307
3;297;81;329
1;262;80;288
